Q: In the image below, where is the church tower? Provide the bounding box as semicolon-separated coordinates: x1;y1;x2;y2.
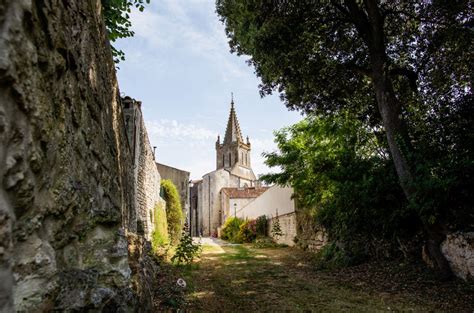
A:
216;97;252;170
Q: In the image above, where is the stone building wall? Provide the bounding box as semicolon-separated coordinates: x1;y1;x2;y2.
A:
156;163;190;215
0;1;159;311
136;119;162;240
201;169;232;236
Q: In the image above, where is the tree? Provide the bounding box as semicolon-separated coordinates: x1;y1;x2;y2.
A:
271;210;283;241
161;179;184;245
216;0;473;277
261;113;414;256
102;0;150;62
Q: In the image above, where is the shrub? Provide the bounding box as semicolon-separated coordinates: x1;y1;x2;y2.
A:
237;219;257;243
271;215;283;240
255;215;268;237
161;179;184;245
152;202;169;251
252;237;289;249
171;224;202;265
313;242;351;269
221;217;244;242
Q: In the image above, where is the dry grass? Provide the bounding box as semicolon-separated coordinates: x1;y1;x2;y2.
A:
181;244;473;312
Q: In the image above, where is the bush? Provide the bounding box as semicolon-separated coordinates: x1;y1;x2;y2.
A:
221;217;244;242
255;215;268;237
171;224;202;265
152;202;169;251
161;179;184;245
313;242;351;269
252;237;288;249
237;219;257;243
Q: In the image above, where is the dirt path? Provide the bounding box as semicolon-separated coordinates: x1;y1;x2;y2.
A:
182;240;473;312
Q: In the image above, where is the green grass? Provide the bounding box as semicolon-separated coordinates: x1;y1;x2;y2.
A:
181;244;468;311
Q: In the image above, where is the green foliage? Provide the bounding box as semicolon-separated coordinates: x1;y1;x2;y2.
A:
261;113;417;251
102;0;150;63
171;225;202;265
252;237;278;249
161;179;184;245
255;215;268;237
221;217;244;243
271;215;283;240
151;202;169;251
237;219;257;243
313;242;351;270
406;94;474;229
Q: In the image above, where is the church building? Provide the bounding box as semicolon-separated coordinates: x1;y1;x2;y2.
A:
189;98;267;236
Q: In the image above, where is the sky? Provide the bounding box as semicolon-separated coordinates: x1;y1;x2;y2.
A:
115;0;302;180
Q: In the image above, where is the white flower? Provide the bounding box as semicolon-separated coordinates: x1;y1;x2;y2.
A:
176;278;187;288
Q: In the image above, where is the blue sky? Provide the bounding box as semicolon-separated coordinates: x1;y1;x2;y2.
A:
115;0;302;179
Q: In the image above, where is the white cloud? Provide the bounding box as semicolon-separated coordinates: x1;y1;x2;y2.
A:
145;119;217;142
125;0;247;79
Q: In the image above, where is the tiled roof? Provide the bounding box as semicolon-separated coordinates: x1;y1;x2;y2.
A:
221;187;269;199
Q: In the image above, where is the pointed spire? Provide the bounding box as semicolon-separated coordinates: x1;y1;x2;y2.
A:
223;95;243;144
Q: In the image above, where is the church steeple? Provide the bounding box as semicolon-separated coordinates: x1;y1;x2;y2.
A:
216;95;252;170
223;96;243;144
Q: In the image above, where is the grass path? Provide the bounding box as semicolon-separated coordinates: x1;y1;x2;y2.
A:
181;242;472;312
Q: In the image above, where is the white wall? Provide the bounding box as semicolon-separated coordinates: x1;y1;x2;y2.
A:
236;185;295;220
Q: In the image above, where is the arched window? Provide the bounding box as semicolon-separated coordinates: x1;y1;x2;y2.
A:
222;154;225;167
228;152;231;166
241;152;243;164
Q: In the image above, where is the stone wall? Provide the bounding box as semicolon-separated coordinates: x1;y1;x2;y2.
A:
0;0;160;311
441;232;474;280
294;209;327;252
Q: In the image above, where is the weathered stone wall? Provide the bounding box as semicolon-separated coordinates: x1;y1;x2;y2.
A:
136;119;162;240
294;209;327;252
0;0;144;310
441;232;474;280
269;213;297;246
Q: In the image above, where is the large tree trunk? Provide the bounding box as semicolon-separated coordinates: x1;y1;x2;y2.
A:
360;0;453;279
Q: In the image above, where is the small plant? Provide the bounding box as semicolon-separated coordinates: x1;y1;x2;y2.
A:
255;215;268;237
171;224;201;265
271;211;283;241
